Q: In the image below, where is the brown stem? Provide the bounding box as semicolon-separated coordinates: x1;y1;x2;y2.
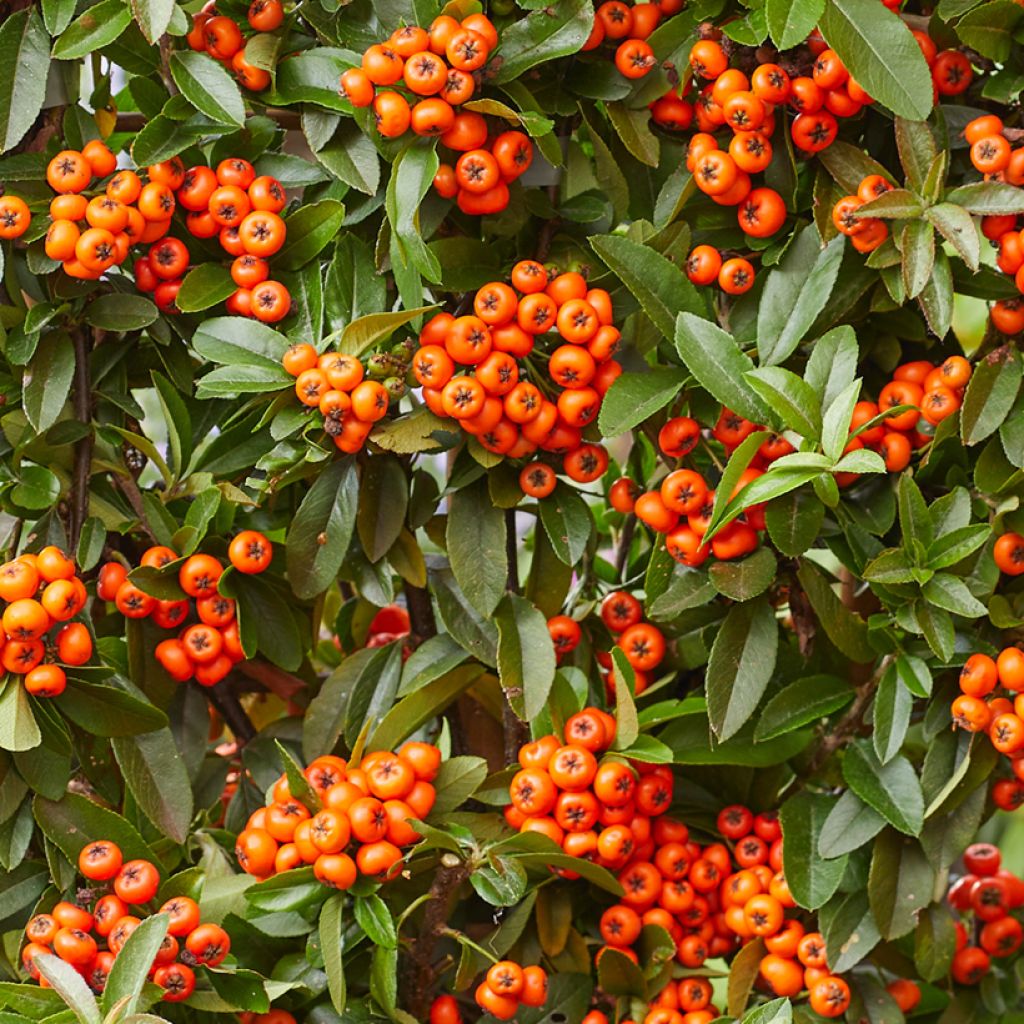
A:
505;509;519;592
403;860;471;1018
403;581;437;644
114;472;158;543
614;515;636;580
157;36;179;97
235;659;306;702
69;328;94;552
204;678;257;745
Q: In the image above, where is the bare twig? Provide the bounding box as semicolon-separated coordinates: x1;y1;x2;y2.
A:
614;515;636;580
69;328;94;552
204;678;257;745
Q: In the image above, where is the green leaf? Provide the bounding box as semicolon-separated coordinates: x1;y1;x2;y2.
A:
286;458;359;600
33;792;156;865
707;431;770;540
894;118;936;189
805;324;859;411
193;315;288;368
922;574;988;618
60;677;167;736
591;235;703;342
354;894;397;949
706;596;778;741
611;649;640;750
51;0;131;59
765;0;824;48
33;956;100;1024
915;905;958;983
129;0;173;42
496;594;556;721
494;0;594;82
868;830;935;939
742;998;792;1024
780;792;847;909
857;187;924;219
605;102;660;168
744;367;821;438
597;368;688;437
319;893;346;1014
757;231;844;366
658;711;813;766
818;0;933;119
538;484;592;565
956;0;1022;60
101;914;169;1016
960;345;1022;445
0;9;50;152
83;294;159;331
765;488;825;557
796;560;874;662
926;203;981;270
843;740;924;835
945;180;1024;215
647;567;716;620
314;120;381;195
23;331;74;434
675;313;771;425
0;678;39;752
447;477;506;618
278;199;347;271
900;219;935;300
176;264;236;313
915;601;955;661
111;728;193;843
357;455;408;564
169;52;245;126
926;524;990;569
821;891;880;973
385;142;441;284
370;665;483;752
919;248;954;337
815;786;888;860
340;305;437;357
709;547;777;601
873;661;913;765
755;675;854;741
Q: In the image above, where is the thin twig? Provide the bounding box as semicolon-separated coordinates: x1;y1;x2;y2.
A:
69;327;94;552
204;678;257;745
614;515;636;580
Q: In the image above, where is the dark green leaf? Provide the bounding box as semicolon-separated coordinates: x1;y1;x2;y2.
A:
111;728;193;843
176;264;236;313
538;484;592;565
780;791;847;909
23;331;74;434
597;368;688;437
495;594;556;721
873;660;913;765
765;0;824;48
755;675;854;741
709;547;777;601
591;235;703;341
278;199;347;271
818;0;933;119
494;0;593;82
51;0;130;59
675;313;771;425
843;740;924;835
796;560;874;662
0;9;49;151
357;455;408;563
706;596;778;741
961;345;1022;445
868;830;934;939
286;458;359;600
447;477;506;617
169;51;245;126
319;893;346;1014
821;891;880;972
757;230;844;366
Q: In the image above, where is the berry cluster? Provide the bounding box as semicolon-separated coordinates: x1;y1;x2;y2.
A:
960;114;1024;335
187;1;283;92
43;144;291;320
22;839;230;1001
831;173;895;254
505;708;674;869
947;843;1024;983
413;265;620;476
952;645;1024;802
282;342;406;454
0;546;93;698
685;244;757;296
473;960;549;1019
581;0;683;80
340;15;532;215
614;413;778;567
96;532;272;688
234;742;441;886
850;356;974;475
548;598;667;695
133;157;290;321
